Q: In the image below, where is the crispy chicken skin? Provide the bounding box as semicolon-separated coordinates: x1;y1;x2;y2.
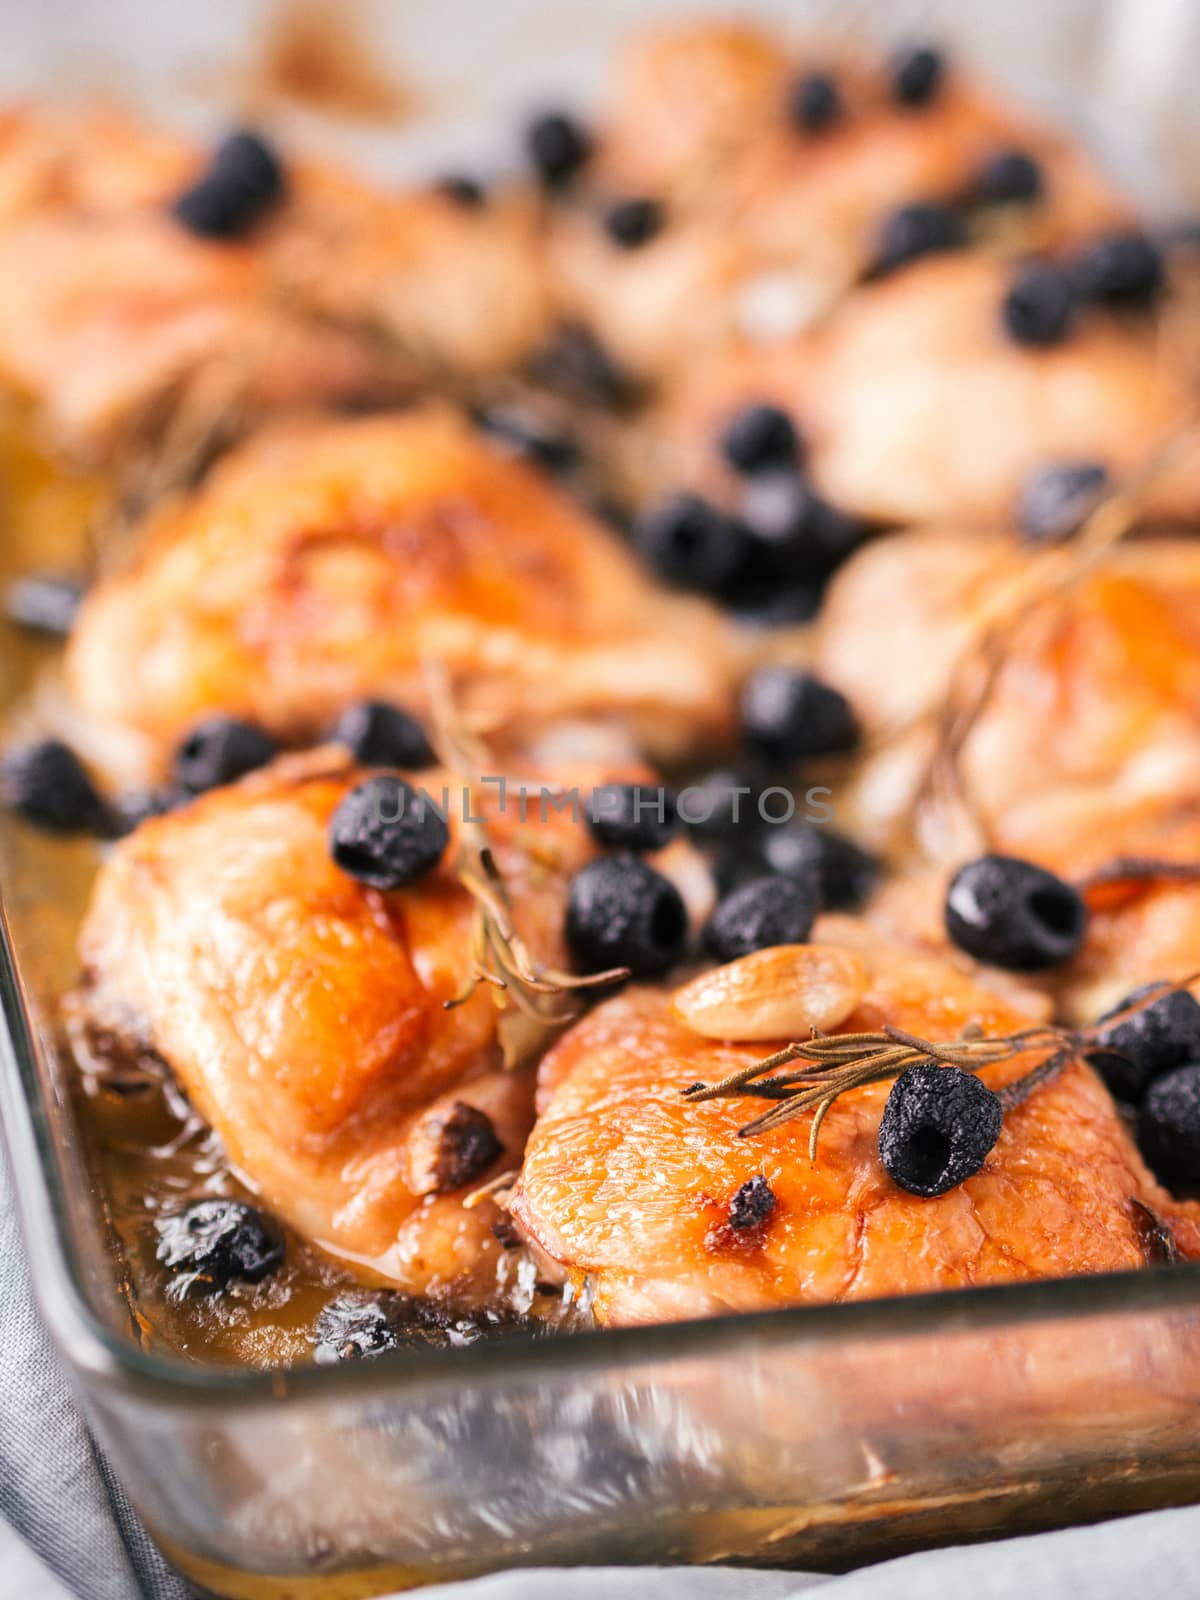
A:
653;254;1199;526
870;796;1200;1026
0;210;394;464
78;750;535;1300
0;104;548;461
64;407;741;785
1013;803;1200;1023
810;527;1200;1021
511;921;1200;1327
590;21;788;196
77;748;704;1301
592;22;1125;224
554;24;1129;377
817;530;1200;846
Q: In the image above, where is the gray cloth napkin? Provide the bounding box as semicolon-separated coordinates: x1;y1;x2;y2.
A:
0;1150;195;1600
4;1142;1198;1600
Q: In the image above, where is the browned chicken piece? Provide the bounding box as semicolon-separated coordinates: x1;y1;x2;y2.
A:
552;24;1131;379
1009;801;1200;1024
590;21;789;196
510;921;1200;1327
76;747;707;1304
816;530;1200;850
867;793;1200;1026
650;253;1199;526
0;104;550;464
263;158;549;387
0;210;395;467
64;406;742;787
0;102;201;217
814;526;1200;1019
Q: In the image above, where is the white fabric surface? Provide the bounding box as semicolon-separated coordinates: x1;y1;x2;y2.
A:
1;1521;75;1600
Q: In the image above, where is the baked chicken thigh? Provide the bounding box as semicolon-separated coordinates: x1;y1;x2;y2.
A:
77;748;705;1304
0;104;549;465
64;406;742;786
512;922;1200;1326
552;22;1131;381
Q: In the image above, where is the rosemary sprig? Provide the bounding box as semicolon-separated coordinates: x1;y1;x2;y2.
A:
1076;857;1200;893
421;661;629;1063
877;404;1200;857
682;1021;1076;1160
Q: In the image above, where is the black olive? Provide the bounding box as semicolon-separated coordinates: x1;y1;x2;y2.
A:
172;716;278;793
879;1064;1003;1197
719;404;802;476
974;149;1044;205
704;871;820;963
331;700;435;770
740;666;860;768
586;783;679;853
1073;231;1164;308
4;572;85;636
944;853;1087;972
1138;1064;1200;1193
426;1102;504;1194
172;129;286;239
1087;985;1200;1104
328;773;449;891
890;44;946;108
565;856;687;980
632;493;751;595
788;72;843;133
1;739;109;835
678;768;765;845
737;476;862;584
728;481;860;623
728;583;825;629
1016;461;1110;543
871;202;965;277
761;821;882;910
1002;261;1078;346
604;197;664;248
155;1198;285;1289
526;111;592;189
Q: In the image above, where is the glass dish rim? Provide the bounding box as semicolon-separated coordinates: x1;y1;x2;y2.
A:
4;887;1200;1413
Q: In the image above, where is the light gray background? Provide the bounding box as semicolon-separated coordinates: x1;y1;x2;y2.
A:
0;0;1195;202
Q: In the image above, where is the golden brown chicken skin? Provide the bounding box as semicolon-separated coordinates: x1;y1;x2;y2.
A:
588;21;787;197
0;104;549;464
652;253;1198;526
866;792;1200;1027
552;24;1130;379
590;22;1125;228
1006;799;1200;1020
64;406;742;786
815;529;1200;851
76;747;704;1304
511;921;1200;1327
813;529;1200;1019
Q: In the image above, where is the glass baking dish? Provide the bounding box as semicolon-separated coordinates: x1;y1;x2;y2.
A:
4;1;1200;1594
5;857;1200;1600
